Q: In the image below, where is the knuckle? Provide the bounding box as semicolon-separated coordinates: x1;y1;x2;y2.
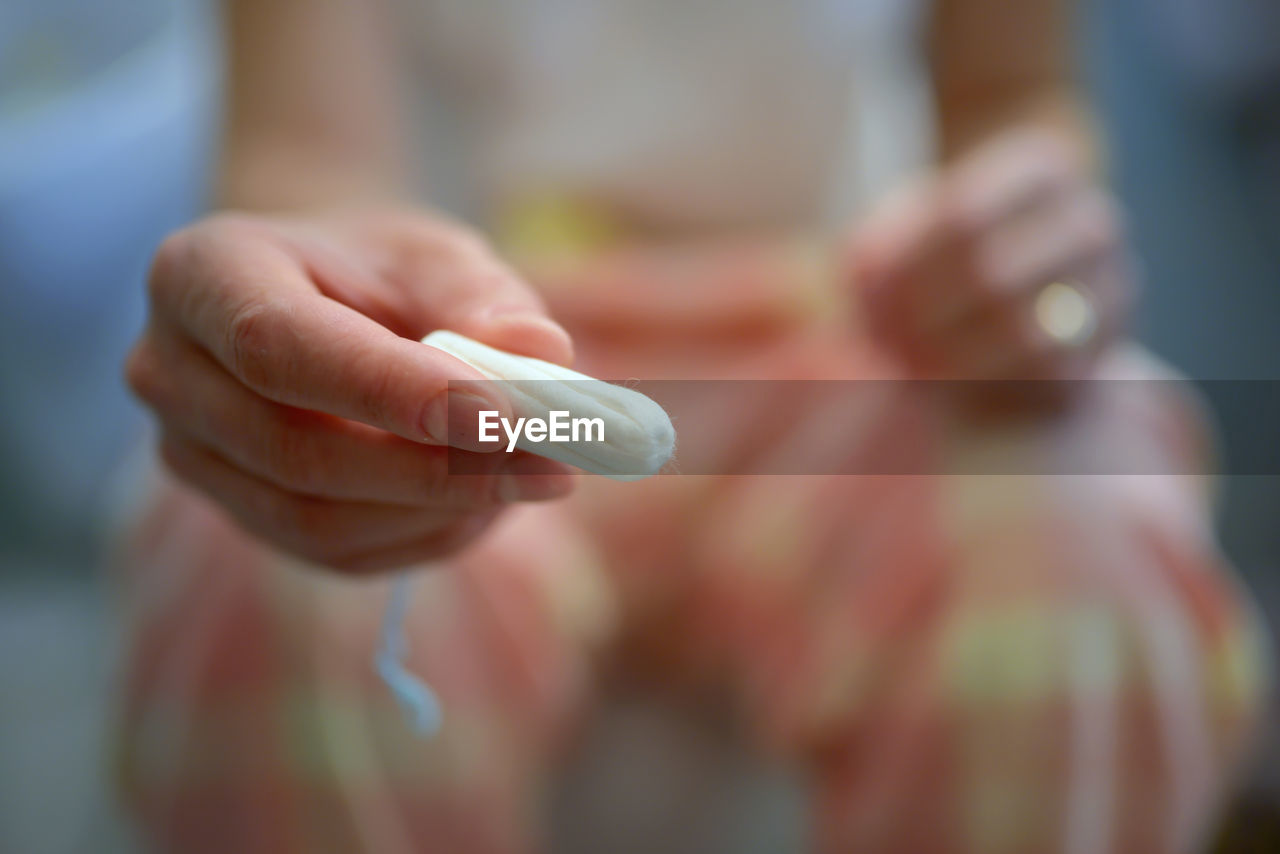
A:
260;414;324;493
149;215;266;299
148;228;198;301
439;472;497;508
156;438;190;480
225;298;278;392
124;341;165;406
422;450;502;506
421;457;481;505
350;351;402;428
265;493;340;556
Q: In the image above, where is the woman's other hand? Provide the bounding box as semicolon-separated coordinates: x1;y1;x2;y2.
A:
848;129;1137;408
125;209;576;573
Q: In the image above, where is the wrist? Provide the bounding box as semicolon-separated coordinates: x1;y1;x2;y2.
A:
217;143;408;213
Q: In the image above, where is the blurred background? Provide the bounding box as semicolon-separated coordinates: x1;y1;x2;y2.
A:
1;1;217;850
0;0;1276;851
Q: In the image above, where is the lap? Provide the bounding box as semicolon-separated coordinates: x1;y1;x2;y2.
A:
113;348;1271;853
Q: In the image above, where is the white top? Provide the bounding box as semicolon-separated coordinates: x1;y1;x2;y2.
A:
395;0;934;230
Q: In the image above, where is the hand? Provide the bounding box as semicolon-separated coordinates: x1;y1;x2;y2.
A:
126;209;576;573
848;130;1136;410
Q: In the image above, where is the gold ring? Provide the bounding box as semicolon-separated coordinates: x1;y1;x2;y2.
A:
1034;281;1097;348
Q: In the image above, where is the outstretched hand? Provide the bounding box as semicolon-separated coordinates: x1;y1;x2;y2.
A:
127;209;577;572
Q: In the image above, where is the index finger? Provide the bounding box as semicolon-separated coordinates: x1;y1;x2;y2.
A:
149;217;510;448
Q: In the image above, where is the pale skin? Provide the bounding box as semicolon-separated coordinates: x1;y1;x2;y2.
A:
126;0;1135;572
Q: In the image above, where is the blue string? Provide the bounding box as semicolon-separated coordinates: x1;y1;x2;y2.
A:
375;574;441;736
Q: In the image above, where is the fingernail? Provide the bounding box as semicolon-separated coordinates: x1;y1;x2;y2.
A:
496;455;574;502
422;390;504;450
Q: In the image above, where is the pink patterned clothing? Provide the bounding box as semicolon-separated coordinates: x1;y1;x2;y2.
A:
114;245;1271;853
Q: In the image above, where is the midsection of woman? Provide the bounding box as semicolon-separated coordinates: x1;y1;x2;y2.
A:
396;0;931;236
389;0;935;399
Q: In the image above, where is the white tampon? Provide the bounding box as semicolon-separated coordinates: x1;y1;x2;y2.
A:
378;331;675;737
421;330;675;480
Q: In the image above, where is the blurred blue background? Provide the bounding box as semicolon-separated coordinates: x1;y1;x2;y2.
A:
1;1;218;850
1087;0;1280;818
